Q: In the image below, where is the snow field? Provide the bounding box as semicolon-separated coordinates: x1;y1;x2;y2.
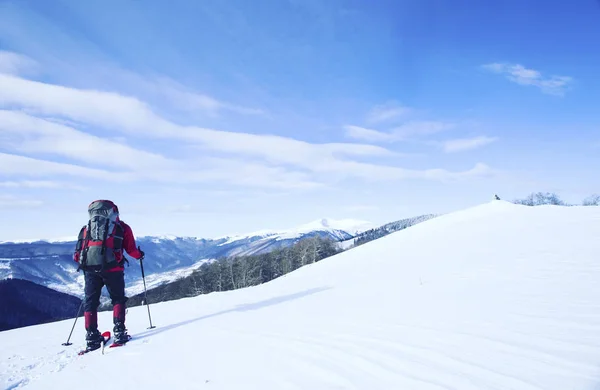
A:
2;200;600;389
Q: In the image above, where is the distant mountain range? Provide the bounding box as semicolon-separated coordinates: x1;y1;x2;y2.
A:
0;218;374;302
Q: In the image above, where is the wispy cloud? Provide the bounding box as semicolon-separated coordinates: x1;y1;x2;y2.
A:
0;152;130;181
0;110;176;171
344;204;380;212
344;121;455;143
0;49;264;124
482;63;573;96
393;121;455;139
0;195;43;210
343;125;396;143
0;50;39;76
153;77;266;117
367;102;412;124
0;69;494;188
0;180;86;191
442;136;499;153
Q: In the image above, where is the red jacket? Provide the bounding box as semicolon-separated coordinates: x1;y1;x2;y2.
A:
74;220;143;272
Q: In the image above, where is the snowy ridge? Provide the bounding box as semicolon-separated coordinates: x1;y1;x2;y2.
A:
2;200;600;389
216;217;374;244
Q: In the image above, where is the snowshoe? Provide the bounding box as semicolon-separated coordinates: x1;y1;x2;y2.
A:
109;334;132;348
112;321;131;346
78;331;111;355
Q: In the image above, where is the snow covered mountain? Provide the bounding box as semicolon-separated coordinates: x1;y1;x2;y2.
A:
2;200;599;389
0;218;373;300
214;217;373;245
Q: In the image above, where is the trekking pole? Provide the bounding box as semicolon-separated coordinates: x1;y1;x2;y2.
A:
62;299;84;346
138;247;156;329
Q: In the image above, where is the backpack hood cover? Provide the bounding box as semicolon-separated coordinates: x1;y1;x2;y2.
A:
87;200;119;240
88;199;119;216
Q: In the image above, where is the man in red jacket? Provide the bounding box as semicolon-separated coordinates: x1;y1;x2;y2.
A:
74;200;145;351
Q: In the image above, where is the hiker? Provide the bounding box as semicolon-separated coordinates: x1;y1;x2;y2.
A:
73;200;145;351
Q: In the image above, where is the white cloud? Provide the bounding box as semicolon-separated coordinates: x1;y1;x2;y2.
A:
0;180;86;191
0;152;130;181
153;77;265;117
392;121;455;139
0;51;39;76
443;136;499;153
0;73;173;134
345;121;455;143
0;180;58;188
184;157;323;189
482;63;573;96
0;73;495;187
344;204;380;212
0;74;389;169
0;110;176;171
367;102;412;123
0;195;43;210
319;160;493;182
190;128;394;169
0;49;263;120
344;125;396;142
0;152;322;190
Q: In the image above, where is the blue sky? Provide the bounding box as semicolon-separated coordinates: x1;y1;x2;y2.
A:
0;0;599;241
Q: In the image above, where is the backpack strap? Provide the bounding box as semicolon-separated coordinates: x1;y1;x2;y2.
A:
75;225;86;253
75;225;86;271
80;221;91;268
113;222;124;251
100;218;111;270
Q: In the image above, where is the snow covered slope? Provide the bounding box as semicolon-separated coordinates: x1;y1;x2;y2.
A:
2;200;600;389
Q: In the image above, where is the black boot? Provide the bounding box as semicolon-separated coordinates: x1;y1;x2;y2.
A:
85;329;104;351
113;321;130;344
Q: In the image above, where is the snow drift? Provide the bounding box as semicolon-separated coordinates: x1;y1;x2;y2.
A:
2;200;600;389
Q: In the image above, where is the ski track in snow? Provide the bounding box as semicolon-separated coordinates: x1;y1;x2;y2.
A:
2;201;600;389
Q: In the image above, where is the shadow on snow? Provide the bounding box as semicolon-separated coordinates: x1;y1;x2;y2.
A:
133;286;331;341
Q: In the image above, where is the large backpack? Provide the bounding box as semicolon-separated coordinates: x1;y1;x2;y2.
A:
75;200;125;271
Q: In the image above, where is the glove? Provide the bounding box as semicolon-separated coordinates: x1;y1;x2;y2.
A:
73;252;80;263
137;246;145;261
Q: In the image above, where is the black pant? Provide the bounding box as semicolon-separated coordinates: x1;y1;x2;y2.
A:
83;269;127;312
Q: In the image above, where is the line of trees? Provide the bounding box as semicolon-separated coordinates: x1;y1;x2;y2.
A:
583;194;600;206
512;192;600;206
354;214;437;246
126;235;340;307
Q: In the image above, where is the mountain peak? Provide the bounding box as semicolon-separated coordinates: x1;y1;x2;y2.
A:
294;218;374;234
